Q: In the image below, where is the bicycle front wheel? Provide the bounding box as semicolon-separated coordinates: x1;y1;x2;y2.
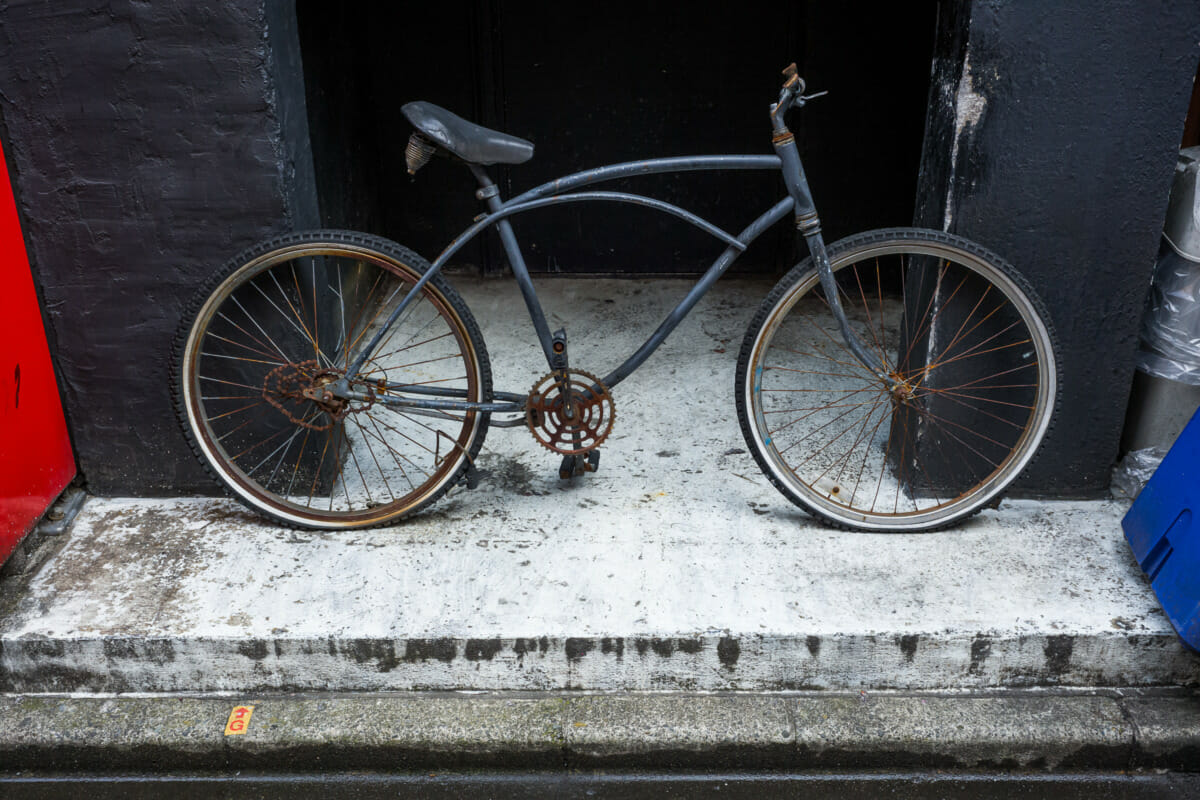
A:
736;228;1058;532
174;230;492;529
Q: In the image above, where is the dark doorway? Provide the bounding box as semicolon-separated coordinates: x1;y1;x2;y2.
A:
296;3;936;276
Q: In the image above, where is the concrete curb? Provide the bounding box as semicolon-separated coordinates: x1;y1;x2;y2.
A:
1;689;1197;772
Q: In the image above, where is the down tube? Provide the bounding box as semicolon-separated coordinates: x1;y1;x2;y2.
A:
601;195;794;389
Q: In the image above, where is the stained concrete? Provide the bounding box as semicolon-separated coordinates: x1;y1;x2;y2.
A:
789;694;1132;769
0;690;1195;772
2;690;1198;773
1;278;1197;693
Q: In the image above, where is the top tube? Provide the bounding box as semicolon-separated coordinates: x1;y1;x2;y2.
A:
504;155;782;207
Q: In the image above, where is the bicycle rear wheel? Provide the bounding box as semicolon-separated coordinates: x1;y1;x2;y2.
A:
736;228;1058;532
174;230;491;529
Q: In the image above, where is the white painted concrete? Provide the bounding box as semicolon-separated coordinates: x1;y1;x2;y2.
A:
2;278;1194;691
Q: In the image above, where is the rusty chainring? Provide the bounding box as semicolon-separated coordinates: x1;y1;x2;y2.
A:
525;368;615;455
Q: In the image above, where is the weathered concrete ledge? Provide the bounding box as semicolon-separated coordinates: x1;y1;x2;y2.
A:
1;690;1197;772
2;631;1197;694
1;494;1196;693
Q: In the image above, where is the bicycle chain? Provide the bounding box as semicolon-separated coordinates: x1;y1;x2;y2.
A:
262;359;375;431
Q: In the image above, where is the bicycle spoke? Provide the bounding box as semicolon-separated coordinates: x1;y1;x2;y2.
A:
784;395;887;459
849;260;892;371
248;410;320;479
204;330;288;363
218;307;292;365
813;399;884;490
766;385;881;434
256;272;330;367
206;400;262;422
348;416;396;503
200;351;287;368
763;398;879;413
848;400;891;508
924;334;1030;376
772;344;868;372
358;331;457;375
892;400;911;513
363;413;418;491
916;387;1034;411
342;421;375;508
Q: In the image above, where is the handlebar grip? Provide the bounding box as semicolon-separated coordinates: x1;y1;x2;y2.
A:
781;62;802;92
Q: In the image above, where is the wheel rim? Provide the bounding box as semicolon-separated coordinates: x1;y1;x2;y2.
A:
746;240;1055;530
181;243;484;527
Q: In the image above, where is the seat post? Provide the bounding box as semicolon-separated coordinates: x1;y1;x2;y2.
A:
468;164;503;206
466;165;560;368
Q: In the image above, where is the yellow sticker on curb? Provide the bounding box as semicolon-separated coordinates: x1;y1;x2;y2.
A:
224;705;255;736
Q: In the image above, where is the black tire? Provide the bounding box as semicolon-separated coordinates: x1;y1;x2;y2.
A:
735;228;1059;532
173;230;491;529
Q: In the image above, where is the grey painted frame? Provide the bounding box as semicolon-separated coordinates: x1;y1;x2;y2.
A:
341;86;876;414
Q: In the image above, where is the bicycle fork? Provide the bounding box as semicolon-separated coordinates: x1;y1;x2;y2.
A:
772;123;894;388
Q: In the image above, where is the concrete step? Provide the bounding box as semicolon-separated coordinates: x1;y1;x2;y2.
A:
1;279;1196;694
0;491;1194;694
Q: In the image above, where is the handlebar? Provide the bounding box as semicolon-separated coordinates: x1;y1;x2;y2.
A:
771;62;826;131
781;62;804;94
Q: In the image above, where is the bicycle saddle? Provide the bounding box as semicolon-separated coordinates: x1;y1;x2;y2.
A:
402;101;534;166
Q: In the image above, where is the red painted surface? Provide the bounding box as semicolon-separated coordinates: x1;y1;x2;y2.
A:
0;143;75;563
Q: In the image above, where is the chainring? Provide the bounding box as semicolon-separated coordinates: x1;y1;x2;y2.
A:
525;368;615;455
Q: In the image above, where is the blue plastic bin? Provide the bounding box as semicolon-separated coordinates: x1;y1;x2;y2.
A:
1122;405;1200;653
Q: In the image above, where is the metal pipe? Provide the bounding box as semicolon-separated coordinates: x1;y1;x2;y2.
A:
601;196;795;388
506;155;783;207
496;192;744;250
380;383;526;404
366;391;523;414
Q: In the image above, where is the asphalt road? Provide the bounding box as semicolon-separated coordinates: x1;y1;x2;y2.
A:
3;771;1200;799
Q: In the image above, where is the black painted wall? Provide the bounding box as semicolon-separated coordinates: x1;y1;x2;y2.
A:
916;0;1200;495
296;2;936;276
0;1;313;494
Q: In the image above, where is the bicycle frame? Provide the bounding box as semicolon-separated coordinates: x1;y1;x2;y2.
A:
338;117;886;416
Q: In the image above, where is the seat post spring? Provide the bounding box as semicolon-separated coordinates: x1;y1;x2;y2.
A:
405;132;438;175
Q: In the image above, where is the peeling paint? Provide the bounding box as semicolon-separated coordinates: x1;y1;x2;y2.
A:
944;53;988;230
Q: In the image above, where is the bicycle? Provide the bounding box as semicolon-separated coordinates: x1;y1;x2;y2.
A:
173;64;1059;532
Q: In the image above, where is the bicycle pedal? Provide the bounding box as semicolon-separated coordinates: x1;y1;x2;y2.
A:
558;453;584;480
585;450;600;473
559;454;578;480
465;463;480;490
